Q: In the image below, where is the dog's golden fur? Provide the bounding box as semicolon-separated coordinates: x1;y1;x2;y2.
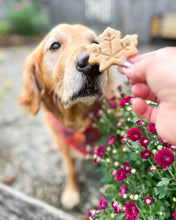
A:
19;24;118;209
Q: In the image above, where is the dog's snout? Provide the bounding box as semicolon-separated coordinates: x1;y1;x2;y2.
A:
76;51;101;76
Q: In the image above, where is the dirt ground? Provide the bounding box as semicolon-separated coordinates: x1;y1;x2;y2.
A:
0;43;161;219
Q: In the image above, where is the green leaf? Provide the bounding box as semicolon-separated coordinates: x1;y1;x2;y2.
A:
156;177;171;186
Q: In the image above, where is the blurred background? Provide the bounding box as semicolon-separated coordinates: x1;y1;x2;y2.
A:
0;0;176;219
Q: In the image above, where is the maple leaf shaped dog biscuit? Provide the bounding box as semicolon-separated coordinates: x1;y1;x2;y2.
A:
86;27;138;72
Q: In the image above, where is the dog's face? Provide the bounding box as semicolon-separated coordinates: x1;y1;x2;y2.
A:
19;24;109;115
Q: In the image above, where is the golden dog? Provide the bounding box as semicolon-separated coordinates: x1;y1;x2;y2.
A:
19;24;117;209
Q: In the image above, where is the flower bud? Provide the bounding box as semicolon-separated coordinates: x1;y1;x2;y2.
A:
127;107;132;111
173;197;176;202
114;161;119;167
123;193;127;199
157;145;162;150
129;194;134;200
106;158;110;163
111;170;116;176
107;146;111;152
152;149;157;154
111;213;115;218
159;212;163;216
131;168;136;174
88;209;95;218
112;149;117;154
133;194;139;200
127;117;131;122
149;165;156;172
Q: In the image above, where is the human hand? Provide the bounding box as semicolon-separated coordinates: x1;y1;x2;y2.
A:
118;47;176;145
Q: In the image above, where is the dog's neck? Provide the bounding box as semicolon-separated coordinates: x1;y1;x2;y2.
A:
41;91;100;131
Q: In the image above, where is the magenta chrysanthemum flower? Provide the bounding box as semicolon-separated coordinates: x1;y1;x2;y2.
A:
111;201;122;214
110;102;117;109
119;184;128;197
97;145;105;157
125;201;140;219
124;162;131;174
119;96;133;107
125;217;135;220
116;168;127;183
139;136;150;148
173;209;176;219
144;197;153;205
140;150;151;159
107;134;116;145
88;209;95;217
111;201;118;208
114;205;122;214
136;120;144;126
154;148;175;170
147;123;157;135
99;197;107;211
126;128;142;142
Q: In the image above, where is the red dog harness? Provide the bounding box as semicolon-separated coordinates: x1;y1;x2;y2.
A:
48;112;101;156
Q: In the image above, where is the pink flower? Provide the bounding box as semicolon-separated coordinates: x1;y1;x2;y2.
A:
114;205;122;214
111;201;118;208
154;148;175;170
119;184;128;197
124;162;131;174
120;137;126;143
120;92;125;97
136;120;144;126
173;209;176;219
139;136;150;148
110;96;116;101
94;157;100;163
116;168;127;183
149;165;156;172
144;197;153;205
107;134;116;145
119;96;133;107
147;123;157;135
88;209;95;218
126;128;142;142
97;145;105;157
157;138;168;145
125;201;140;219
169;145;176;151
99;197;107;211
110;102;117;109
140;150;151;159
111;170;116;176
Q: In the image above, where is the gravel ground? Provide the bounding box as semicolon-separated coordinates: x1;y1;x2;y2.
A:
0;43;162;219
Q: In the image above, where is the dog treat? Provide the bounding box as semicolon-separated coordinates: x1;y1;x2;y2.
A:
86;27;138;72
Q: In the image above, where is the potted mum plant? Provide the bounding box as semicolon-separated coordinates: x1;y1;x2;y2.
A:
87;85;176;220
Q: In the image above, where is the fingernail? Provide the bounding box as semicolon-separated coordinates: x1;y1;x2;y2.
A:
123;60;134;68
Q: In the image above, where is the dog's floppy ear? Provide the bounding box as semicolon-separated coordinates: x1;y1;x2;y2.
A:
19;52;45;116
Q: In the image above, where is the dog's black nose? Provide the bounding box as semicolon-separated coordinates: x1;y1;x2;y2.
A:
76;51;101;76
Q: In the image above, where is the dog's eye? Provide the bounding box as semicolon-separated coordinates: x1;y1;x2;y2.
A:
49;42;61;50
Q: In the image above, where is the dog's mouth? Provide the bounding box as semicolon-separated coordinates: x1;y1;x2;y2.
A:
71;80;102;101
